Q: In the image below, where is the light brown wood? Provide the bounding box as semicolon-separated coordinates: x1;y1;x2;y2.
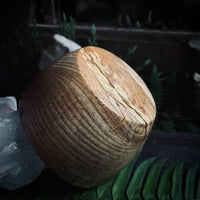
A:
19;46;156;188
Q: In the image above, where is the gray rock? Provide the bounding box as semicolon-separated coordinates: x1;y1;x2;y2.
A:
0;97;45;190
0;96;17;114
39;34;81;71
189;39;200;52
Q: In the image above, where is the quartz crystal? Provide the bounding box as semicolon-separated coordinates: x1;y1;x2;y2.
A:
0;97;45;190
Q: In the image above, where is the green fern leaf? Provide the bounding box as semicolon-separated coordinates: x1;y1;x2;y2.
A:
60;13;76;41
112;154;139;200
97;176;116;200
171;161;184;200
157;160;178;200
82;188;97;199
120;46;137;62
135;59;151;73
185;164;199;200
88;24;98;46
126;157;156;200
142;158;166;200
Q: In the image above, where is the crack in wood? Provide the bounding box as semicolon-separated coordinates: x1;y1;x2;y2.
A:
83;48;148;139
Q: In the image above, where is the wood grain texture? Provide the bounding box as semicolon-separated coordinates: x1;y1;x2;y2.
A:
19;46;156;188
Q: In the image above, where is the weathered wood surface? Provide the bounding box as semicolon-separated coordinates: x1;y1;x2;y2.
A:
19;46;156;188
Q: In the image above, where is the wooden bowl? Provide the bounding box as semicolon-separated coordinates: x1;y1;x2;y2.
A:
19;46;156;188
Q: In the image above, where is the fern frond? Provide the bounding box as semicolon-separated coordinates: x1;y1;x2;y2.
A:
97;176;116;200
126;157;156;200
112;155;139;200
157;161;178;200
142;158;166;199
60;13;76;41
171;161;184;200
135;59;151;73
185;164;199;200
82;188;97;199
3;156;199;200
88;24;98;46
120;46;137;62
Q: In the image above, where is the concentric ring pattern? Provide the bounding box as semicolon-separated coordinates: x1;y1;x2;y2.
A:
19;46;156;188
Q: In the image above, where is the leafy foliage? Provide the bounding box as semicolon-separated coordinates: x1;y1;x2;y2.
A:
31;20;39;49
135;58;151;74
112;152;141;200
97;176;116;200
1;153;199;200
185;164;199;200
19;156;198;200
157;161;178;200
60;13;76;41
85;157;199;200
126;157;156;200
120;46;137;62
171;161;184;200
122;46;199;132
142;158;166;199
88;24;98;46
